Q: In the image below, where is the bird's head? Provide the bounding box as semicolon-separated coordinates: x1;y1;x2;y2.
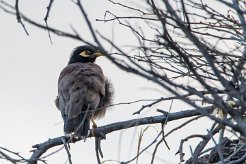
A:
68;45;103;64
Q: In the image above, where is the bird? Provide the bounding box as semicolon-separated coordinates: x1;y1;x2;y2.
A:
55;45;113;138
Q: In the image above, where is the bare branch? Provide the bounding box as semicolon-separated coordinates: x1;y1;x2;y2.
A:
27;109;211;163
44;0;54;44
15;0;29;35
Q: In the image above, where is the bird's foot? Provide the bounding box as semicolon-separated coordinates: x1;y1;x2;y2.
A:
65;133;77;143
70;134;76;143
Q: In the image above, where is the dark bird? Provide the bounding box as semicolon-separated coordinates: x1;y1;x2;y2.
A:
55;45;113;138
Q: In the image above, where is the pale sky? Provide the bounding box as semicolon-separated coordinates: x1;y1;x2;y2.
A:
0;1;215;164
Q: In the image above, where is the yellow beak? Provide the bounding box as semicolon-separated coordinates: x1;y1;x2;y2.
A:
93;51;103;57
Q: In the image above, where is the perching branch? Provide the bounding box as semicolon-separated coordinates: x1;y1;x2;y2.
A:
28;108;212;163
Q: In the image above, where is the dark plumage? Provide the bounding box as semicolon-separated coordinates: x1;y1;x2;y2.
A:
55;46;113;137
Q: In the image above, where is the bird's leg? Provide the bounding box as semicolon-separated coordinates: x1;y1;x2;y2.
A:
90;118;97;137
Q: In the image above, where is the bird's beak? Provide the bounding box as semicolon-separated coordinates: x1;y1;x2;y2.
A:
93;51;104;58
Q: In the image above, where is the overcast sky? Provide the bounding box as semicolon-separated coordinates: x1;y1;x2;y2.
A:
0;1;215;164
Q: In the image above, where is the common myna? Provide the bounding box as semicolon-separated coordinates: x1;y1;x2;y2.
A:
55;45;113;138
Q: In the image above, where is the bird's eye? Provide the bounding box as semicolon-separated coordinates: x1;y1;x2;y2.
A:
79;50;91;57
85;51;91;55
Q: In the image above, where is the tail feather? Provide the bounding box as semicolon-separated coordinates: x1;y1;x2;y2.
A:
64;113;90;137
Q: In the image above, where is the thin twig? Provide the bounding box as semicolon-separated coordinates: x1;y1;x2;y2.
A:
207;129;225;164
44;0;54;44
61;137;72;164
95;137;103;164
15;0;29;35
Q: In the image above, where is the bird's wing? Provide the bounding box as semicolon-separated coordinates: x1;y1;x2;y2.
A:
57;63;105;120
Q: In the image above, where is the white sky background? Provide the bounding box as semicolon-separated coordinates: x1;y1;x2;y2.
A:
0;0;222;164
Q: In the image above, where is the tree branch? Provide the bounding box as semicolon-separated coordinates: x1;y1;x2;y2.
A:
27;108;212;163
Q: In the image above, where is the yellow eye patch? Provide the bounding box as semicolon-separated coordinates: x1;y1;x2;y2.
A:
79;50;91;57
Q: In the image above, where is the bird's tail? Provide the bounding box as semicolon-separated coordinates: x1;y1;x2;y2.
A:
64;113;90;138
